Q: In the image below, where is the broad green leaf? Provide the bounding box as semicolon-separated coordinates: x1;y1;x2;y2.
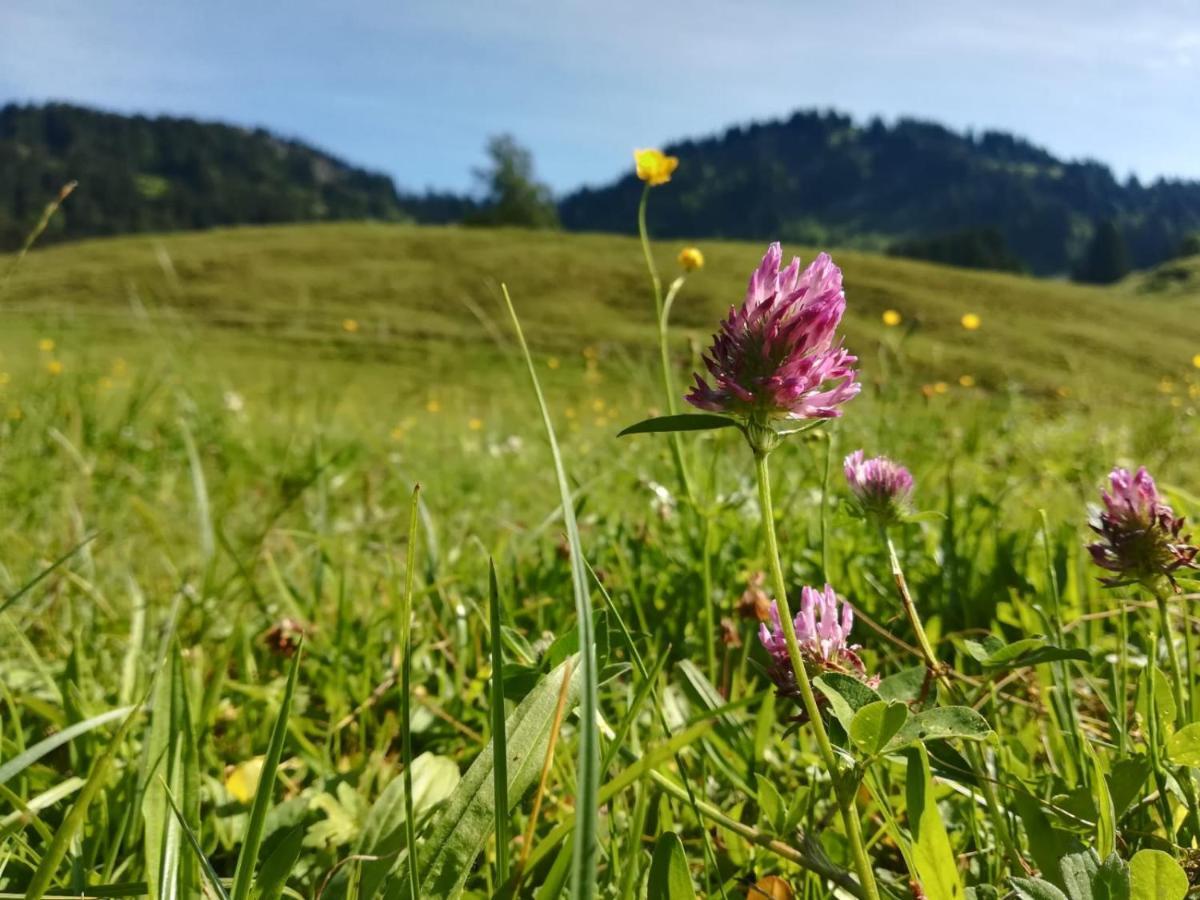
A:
355;753;461;896
1058;848;1100;900
850;701;909;757
905;744;965;900
886;706;993;751
1091;853;1131;900
814;673;881;736
1011;793;1080;891
961;635;1090;670
1165;722;1200;766
877;666;935;708
1011;878;1070;900
392;656;581;899
1129;849;1187;900
647;831;696;900
755;774;784;833
253;826;304;900
617;413;740;437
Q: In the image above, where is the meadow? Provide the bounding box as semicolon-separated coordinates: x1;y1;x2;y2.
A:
4;216;1200;898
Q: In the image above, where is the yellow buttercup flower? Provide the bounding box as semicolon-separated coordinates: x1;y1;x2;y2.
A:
678;247;704;271
342;318;359;333
38;338;55;353
225;757;265;804
882;309;902;327
934;381;949;394
46;360;63;376
468;417;483;431
425;399;441;414
961;313;981;331
547;356;561;370
958;374;975;388
634;148;678;186
1192;353;1200;369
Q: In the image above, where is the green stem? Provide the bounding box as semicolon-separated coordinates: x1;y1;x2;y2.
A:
702;512;717;682
754;452;880;900
1153;585;1187;724
883;526;1019;875
637;185;695;506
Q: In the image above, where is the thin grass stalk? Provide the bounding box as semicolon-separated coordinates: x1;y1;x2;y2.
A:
753;451;879;900
488;559;510;887
399;485;422;899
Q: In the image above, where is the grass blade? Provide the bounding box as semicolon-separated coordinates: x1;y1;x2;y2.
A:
501;283;599;900
399;484;422;899
229;644;302;900
23;702;142;900
0;705;133;787
163;782;230;900
0;534;98;618
489;559;510;886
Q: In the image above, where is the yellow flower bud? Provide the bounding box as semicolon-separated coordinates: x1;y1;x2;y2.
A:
881;309;902;327
678;247;704;271
960;313;981;331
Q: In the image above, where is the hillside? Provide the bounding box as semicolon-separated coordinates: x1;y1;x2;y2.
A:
3;223;1200;407
0;103;475;250
560;110;1200;276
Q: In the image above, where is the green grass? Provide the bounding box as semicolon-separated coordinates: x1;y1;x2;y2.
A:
3;222;1200;898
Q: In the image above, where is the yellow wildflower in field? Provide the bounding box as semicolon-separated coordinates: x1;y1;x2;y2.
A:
1193;353;1200;369
961;313;981;331
958;374;975;387
342;318;359;333
0;372;9;386
547;356;561;370
591;398;605;413
38;338;55;352
1159;378;1176;394
564;406;577;419
934;381;949;394
225;757;265;804
882;309;902;327
634;148;678;186
678;247;704;271
391;425;406;442
98;376;114;391
468;417;483;431
426;399;441;414
1190;383;1200;399
46;360;63;376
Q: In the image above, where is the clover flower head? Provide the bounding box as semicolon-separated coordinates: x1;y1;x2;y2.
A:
844;450;914;526
758;584;875;702
686;243;860;429
1088;466;1198;589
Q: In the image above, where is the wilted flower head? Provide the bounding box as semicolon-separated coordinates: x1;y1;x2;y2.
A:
678;247;704;271
844;450;914;526
758;584;874;702
634;148;678;186
686;243;859;435
1088;466;1198;589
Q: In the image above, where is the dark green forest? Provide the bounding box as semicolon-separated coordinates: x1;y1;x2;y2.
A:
4;102;1200;278
561;110;1200;276
0;102;475;249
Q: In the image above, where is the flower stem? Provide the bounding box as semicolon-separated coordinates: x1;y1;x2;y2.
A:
883;526;1020;875
754;451;880;900
1152;584;1186;723
637;184;695;505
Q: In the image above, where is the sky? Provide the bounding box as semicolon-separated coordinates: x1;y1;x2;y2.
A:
2;1;1199;195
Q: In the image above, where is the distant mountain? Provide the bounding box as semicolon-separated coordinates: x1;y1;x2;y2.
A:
0;102;476;249
559;109;1200;276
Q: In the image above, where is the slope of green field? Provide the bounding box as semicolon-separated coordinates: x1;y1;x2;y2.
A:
3;222;1200;406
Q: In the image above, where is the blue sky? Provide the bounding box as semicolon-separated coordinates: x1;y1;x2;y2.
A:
2;1;1199;195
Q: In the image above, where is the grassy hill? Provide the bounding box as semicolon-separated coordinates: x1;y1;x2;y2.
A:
3;222;1200;407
